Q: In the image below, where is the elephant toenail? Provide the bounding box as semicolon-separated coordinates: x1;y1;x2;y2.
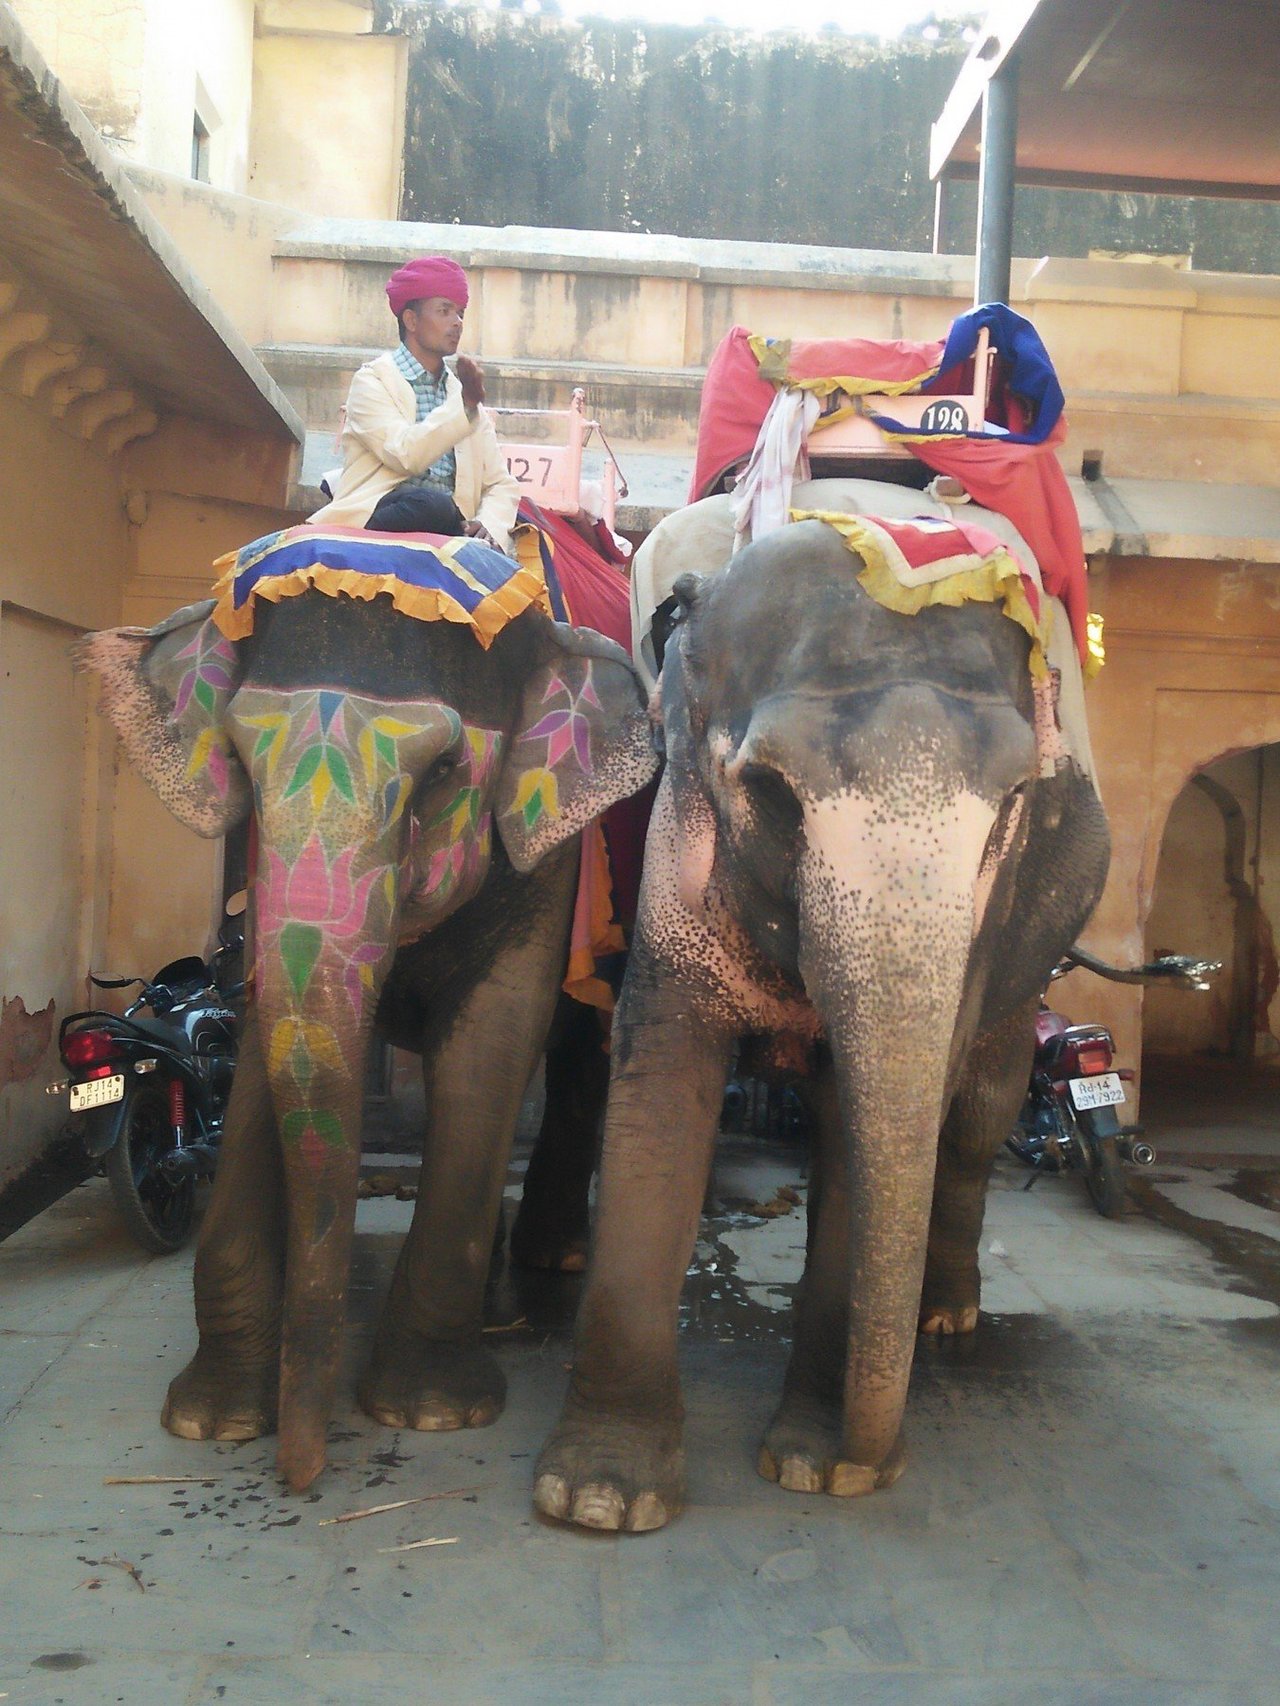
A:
624;1492;668;1532
756;1446;780;1483
413;1406;463;1432
212;1417;262;1442
571;1484;626;1530
779;1457;824;1494
827;1461;878;1498
533;1473;571;1520
165;1414;210;1441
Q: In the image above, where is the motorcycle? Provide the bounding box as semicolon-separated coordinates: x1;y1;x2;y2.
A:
46;896;245;1254
1007;948;1219;1218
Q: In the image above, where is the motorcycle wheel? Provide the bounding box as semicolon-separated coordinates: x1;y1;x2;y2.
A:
106;1083;196;1254
1069;1108;1127;1219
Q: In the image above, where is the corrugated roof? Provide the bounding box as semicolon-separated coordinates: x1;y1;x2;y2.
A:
932;0;1280;200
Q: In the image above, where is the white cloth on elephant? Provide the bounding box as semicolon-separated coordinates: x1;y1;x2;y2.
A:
730;388;821;552
629;476;1096;785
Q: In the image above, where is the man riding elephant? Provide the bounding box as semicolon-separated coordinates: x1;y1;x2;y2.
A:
311;254;520;553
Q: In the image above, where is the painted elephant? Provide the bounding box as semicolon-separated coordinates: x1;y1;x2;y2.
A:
82;585;657;1492
535;516;1109;1531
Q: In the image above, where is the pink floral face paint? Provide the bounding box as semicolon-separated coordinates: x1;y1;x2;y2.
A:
403;725;504;927
230;688;462;1175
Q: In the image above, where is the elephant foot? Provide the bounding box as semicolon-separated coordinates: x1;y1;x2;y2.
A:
161;1350;278;1443
918;1264;981;1336
509;1196;590;1274
918;1302;979;1335
758;1391;906;1498
358;1333;507;1432
533;1405;683;1533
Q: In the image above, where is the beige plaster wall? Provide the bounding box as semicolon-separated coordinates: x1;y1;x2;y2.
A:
0;396;127;1189
136;0;256;189
9;0;256;190
0;344;296;1192
124;167;299;348
8;0;146;149
1069;554;1280;1105
247;33;405;219
1142;747;1280;1060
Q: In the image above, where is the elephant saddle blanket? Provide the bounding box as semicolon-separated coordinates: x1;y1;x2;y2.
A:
789;509;1048;674
690;303;1089;663
629;481;1098;786
210;525;552;646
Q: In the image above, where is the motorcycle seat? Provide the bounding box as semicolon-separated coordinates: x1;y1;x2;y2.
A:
128;1015;195;1053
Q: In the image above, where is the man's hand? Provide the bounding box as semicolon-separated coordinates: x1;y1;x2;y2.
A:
455;355;486;409
465;518;499;550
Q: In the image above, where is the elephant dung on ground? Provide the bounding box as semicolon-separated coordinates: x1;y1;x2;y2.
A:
81;584;657;1492
536;515;1109;1532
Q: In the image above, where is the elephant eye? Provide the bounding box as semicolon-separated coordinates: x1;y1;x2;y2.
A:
422;752;459;788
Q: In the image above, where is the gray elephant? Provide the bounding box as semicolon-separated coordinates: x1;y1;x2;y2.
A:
82;580;656;1492
535;516;1109;1531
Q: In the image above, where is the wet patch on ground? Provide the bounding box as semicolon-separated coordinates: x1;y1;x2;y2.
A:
1130;1169;1280;1348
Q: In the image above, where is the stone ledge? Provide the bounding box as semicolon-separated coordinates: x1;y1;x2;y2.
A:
1068;390;1280;422
272;218;977;297
257;344;707;390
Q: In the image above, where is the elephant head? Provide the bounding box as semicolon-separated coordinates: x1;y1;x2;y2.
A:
81;591;657;1490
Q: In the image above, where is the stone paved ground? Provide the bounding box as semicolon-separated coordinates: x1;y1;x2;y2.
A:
1;1127;1279;1706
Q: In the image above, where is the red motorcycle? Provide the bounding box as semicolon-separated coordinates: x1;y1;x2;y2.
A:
1006;949;1218;1217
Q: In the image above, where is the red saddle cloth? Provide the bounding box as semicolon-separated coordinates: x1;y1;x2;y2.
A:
690;324;1089;662
517;501;656;1011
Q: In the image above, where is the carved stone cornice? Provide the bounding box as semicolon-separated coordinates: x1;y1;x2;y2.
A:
0;256;160;459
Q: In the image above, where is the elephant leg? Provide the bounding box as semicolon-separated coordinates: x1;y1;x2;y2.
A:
757;1062;893;1495
163;1005;284;1442
359;851;575;1432
757;1064;907;1494
534;954;734;1533
510;992;608;1274
919;997;1039;1335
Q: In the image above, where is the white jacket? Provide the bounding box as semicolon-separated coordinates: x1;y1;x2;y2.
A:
308;352;521;551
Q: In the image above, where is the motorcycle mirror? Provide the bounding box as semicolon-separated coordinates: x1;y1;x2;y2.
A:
89;973;142;991
224;889;248;919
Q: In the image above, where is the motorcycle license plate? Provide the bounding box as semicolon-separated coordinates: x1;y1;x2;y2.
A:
1069;1072;1125;1111
70;1075;125;1113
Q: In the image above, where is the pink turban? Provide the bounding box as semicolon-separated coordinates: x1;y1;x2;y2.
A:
386;256;469;316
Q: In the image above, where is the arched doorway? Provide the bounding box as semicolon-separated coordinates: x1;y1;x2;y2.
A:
1141;745;1280;1143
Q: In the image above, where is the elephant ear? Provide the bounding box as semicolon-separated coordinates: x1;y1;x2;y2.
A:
77;601;253;838
494;623;659;872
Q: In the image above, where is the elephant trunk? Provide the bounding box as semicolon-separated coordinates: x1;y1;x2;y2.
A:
253;821;403;1493
230;691;462;1493
797;771;998;1480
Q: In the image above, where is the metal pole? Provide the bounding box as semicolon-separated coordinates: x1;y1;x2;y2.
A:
974;55;1019;305
932;176;947;254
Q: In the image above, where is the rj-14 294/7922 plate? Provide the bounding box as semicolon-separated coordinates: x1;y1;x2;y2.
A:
1068;1072;1125;1111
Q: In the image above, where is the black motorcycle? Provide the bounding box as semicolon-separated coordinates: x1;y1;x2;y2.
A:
47;899;245;1253
1007;948;1218;1217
